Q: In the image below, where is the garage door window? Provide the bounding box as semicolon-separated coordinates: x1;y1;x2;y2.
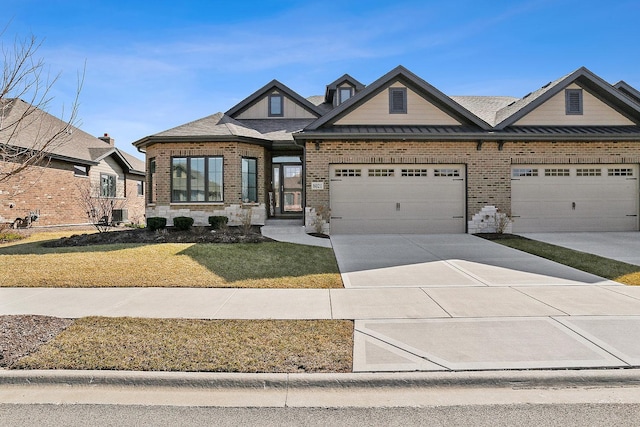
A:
545;168;570;177
335;168;361;177
576;168;602;176
608;168;634;176
434;168;460;177
401;169;428;177
368;168;394;177
512;168;538;177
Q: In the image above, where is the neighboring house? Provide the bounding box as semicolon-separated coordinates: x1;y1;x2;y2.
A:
132;66;640;234
0;98;146;227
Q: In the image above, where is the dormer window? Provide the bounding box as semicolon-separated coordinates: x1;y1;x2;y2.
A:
338;87;353;105
565;89;583;115
269;94;284;117
389;87;407;114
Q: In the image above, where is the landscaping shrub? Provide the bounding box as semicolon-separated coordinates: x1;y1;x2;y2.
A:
146;217;167;231
208;215;229;229
173;216;194;231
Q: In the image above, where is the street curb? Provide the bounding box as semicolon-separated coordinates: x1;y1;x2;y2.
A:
2;368;640;390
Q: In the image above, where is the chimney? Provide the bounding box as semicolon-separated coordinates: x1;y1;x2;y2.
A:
99;133;115;146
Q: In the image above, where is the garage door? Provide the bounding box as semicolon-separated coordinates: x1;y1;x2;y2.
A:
511;164;639;232
330;164;466;234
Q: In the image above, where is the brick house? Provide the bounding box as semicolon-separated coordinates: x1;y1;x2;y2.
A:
0;99;146;227
132;66;640;234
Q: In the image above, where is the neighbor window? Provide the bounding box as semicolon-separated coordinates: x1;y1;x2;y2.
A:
389;87;407;114
242;158;258;203
137;181;144;196
171;156;223;202
269;94;283;117
565;89;583;115
100;174;117;197
148;158;156;203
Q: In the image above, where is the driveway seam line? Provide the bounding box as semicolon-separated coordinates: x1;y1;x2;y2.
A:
549;316;631;367
211;288;238;317
511;287;571;316
598;285;640;302
419;288;453;318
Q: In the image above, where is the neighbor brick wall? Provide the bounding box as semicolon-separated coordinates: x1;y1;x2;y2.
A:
305;139;640;222
144;141;266;221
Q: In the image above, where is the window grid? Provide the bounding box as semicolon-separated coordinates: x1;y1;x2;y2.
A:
171;156;223;203
545;168;570;177
434;169;460;177
100;174;117;198
608;168;634;177
368;168;395;177
576;168;602;177
512;168;539;177
335;169;361;177
401;169;428;177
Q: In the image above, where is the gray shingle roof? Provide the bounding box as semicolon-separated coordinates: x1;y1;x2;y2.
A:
236;119;315;141
0;98;142;173
154;112;268;140
450;96;519;126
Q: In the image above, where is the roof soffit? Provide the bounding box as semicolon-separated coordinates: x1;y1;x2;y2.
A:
305;65;491;131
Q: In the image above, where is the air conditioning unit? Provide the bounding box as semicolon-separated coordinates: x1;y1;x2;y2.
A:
112;209;128;223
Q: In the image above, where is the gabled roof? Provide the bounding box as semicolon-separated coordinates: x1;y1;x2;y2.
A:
0;98;144;172
614;81;640;105
494;67;640;129
304;65;492;131
132;112;270;150
450;96;518;127
324;74;365;104
225;79;323;118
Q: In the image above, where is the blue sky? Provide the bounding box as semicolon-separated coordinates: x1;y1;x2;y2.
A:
4;0;640;159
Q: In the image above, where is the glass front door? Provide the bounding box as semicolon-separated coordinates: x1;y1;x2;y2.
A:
272;158;303;217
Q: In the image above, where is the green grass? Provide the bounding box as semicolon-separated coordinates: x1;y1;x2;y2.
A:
490;235;640;285
15;317;354;373
0;232;343;288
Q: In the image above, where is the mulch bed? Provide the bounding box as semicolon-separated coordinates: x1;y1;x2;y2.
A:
42;226;272;247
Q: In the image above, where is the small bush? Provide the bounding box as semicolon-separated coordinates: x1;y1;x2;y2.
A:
147;217;167;231
208;215;229;229
173;216;194;231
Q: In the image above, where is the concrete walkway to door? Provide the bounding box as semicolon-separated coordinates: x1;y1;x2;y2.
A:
330;233;640;372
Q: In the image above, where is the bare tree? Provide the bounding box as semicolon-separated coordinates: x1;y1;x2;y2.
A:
77;180;127;233
0;26;83;183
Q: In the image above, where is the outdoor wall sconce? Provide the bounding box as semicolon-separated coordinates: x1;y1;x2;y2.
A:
315;142;321;151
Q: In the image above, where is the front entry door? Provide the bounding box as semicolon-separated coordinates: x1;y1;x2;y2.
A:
272;163;303;216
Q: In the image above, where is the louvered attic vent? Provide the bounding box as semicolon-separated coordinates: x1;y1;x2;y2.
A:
389;87;407;114
565;89;583;115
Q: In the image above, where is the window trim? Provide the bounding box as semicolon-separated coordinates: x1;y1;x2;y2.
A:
268;94;284;117
565;89;583;115
389;87;407;114
338;87;353;105
170;156;224;203
241;157;258;203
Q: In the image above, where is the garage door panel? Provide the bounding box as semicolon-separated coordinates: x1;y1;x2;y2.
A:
330;164;465;234
512;164;639;233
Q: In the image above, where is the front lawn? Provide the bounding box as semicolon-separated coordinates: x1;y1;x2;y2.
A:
13;317;353;373
487;235;640;285
0;232;342;288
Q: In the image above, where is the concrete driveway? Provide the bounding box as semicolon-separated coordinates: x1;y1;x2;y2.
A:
330;233;640;372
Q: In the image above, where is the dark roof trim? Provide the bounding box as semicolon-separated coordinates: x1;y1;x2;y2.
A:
225;79;323;118
295;125;640;142
324;74;365;103
306;65;492;131
614;81;640;106
133;134;273;151
495;67;640;129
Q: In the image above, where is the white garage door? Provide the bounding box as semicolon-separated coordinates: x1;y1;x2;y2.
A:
511;164;639;232
330;164;466;234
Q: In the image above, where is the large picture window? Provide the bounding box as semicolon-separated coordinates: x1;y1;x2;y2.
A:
242;158;258;203
171;156;223;202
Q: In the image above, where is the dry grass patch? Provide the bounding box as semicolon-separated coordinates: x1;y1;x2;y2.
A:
0;232;342;288
487;235;640;285
15;317;353;373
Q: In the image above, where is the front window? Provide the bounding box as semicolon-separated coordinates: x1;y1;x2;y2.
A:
269;94;283;117
100;174;117;197
137;181;144;196
171;156;223;202
242;158;258;203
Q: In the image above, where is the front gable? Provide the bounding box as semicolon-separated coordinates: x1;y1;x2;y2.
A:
335;80;463;126
226;80;322;120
